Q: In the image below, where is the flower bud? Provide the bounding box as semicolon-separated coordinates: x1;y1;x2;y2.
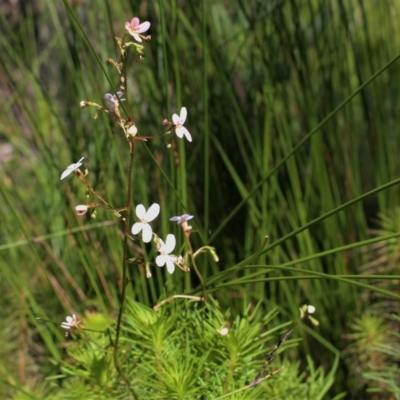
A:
128;124;138;136
307;305;316;314
80;101;88;108
75;205;88;216
145;264;152;278
218;327;229;336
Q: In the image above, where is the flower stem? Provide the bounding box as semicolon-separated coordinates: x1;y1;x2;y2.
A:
77;172;122;218
184;231;207;301
113;136;136;389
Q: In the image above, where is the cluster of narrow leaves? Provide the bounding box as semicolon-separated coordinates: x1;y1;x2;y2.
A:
48;299;331;399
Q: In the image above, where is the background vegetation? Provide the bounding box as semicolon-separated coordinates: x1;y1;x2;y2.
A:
1;0;400;398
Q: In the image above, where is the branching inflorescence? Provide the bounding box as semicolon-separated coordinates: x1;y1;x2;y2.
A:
57;16;216;359
46;13;320;397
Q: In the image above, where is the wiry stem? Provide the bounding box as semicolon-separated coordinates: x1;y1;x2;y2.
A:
183;227;207;301
113;136;138;398
76;171;123;218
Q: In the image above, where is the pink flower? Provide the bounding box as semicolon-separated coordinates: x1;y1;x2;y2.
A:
125;18;150;42
170;214;194;225
104;92;126;112
172;107;192;142
75;205;88;216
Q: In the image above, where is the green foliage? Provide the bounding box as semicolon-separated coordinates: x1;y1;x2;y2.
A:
43;299;334;399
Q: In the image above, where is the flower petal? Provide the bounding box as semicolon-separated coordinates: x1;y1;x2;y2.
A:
166;259;175;274
175;127;185;138
172;113;180;125
180;107;187;123
135;204;147;219
131;17;139;28
131;222;143;235
165;234;176;253
138;21;150;33
156;255;166;267
132;33;142;42
60;168;73;180
142;224;153;243
146;203;160;222
181;127;192;142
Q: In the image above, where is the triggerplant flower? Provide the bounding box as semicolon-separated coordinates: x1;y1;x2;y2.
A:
104;92;126;112
170;214;194;225
156;234;177;274
172;107;192;142
61;314;80;330
60;157;84;180
125;17;150;42
131;203;160;243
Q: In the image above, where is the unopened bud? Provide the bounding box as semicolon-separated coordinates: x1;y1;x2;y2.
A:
307;305;316;314
210;249;219;262
75;205;88;216
162;119;169;126
128;125;138;136
218;327;229;336
80;101;88;108
144;263;152;278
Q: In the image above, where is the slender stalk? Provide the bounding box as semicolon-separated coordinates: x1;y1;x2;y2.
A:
113;136;137;397
184;231;207;301
76;172;123;218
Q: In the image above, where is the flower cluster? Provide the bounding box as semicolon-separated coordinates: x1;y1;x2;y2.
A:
130;205;193;274
57;16;200;338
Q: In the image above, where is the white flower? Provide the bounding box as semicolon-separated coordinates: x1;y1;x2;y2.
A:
125;17;151;42
104;91;126;112
156;234;177;274
172;107;192;142
61;314;80;330
131;203;160;243
170;214;194;225
60;157;84;180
